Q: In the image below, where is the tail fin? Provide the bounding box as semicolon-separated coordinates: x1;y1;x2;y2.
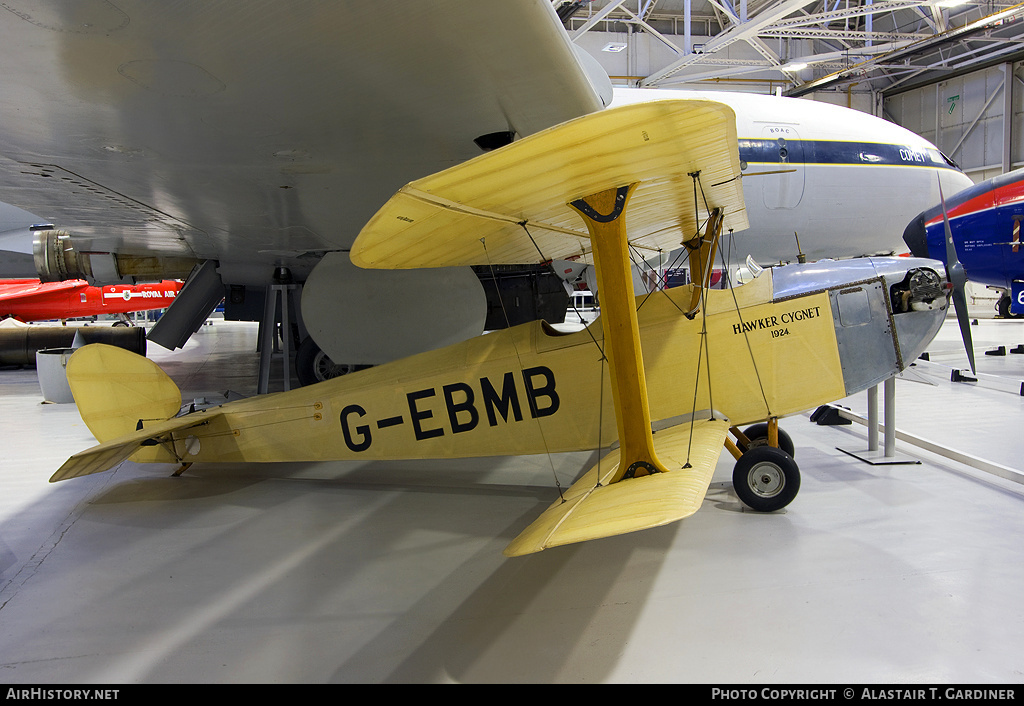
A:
66;343;182;443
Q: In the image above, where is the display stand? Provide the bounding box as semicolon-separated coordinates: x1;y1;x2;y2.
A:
257;274;299;395
838;377;920;465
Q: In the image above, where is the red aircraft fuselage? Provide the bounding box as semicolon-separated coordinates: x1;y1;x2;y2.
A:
0;279;182;322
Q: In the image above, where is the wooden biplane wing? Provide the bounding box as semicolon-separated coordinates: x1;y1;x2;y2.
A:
350;98;748;269
504;417;730;556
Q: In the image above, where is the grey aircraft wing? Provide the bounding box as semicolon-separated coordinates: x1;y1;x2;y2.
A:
0;1;609;284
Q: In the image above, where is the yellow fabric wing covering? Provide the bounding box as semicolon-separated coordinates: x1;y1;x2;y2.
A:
504;417;730;556
50;413;221;482
351;99;748;269
65;343;182;443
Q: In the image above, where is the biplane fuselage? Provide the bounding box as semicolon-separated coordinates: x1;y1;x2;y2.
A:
111;256;945;468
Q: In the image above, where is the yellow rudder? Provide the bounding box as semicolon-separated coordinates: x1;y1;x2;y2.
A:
65;344;182;444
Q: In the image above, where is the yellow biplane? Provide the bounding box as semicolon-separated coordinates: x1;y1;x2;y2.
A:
51;100;951;556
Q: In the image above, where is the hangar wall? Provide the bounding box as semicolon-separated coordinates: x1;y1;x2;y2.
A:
883;62;1022;184
577;30;879;119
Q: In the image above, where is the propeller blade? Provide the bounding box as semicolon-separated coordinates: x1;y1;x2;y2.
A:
938;177;976;373
951;283;975;373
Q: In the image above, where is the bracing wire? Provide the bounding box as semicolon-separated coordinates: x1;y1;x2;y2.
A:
633;214;712;318
481;234;565;501
682;303;707;469
593;353;607;488
682;171;719;467
719;236;773;419
692;176;717;420
567;253;611;491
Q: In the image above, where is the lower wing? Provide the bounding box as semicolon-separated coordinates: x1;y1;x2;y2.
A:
504;417;730;556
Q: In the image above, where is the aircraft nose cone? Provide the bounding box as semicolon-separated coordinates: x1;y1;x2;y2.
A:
902;215;931;259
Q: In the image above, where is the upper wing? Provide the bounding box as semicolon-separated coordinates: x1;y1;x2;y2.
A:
351;99;748;270
504;417;730;556
0;2;606;270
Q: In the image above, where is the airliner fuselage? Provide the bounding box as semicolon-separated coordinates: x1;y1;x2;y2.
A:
613;88;974;264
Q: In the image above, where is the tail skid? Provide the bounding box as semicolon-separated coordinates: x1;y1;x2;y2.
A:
50;413;218;482
51;344;211;482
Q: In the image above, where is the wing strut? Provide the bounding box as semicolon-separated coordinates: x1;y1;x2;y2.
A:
569;184;668;481
684;206;724;316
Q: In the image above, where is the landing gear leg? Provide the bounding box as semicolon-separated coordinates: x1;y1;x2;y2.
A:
997;293;1024;319
733;421;796;458
732;446;800;512
727;419;800;511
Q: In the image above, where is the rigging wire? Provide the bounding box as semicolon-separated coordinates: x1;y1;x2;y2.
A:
634;214;711;317
564;249;611;491
692;174;718;420
481;234;566;501
719;234;773;419
682;174;715;468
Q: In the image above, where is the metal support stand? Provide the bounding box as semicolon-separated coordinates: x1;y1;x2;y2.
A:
867;385;879;452
257;269;298;394
838;376;919;465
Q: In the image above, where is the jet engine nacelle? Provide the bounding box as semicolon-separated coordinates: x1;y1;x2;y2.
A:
33;229;200;285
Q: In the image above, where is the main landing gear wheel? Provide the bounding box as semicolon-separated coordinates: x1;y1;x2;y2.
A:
737;422;795;458
997;294;1024;319
295;337;369;387
732;445;800;512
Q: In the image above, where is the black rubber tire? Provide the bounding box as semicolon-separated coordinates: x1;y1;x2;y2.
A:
997;294;1024;319
295;337;368;387
732;445;800;512
737;422;796;458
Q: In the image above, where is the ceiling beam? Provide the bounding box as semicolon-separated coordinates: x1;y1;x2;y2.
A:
640;0;822;86
787;2;1024;96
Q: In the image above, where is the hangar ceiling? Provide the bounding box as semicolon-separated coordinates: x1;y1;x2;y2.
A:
557;0;1024;96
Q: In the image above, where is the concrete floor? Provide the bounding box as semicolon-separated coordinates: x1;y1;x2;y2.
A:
0;309;1022;684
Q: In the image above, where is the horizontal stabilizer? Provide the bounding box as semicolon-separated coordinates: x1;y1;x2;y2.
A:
504;418;729;556
50;412;220;482
54;342;214;482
